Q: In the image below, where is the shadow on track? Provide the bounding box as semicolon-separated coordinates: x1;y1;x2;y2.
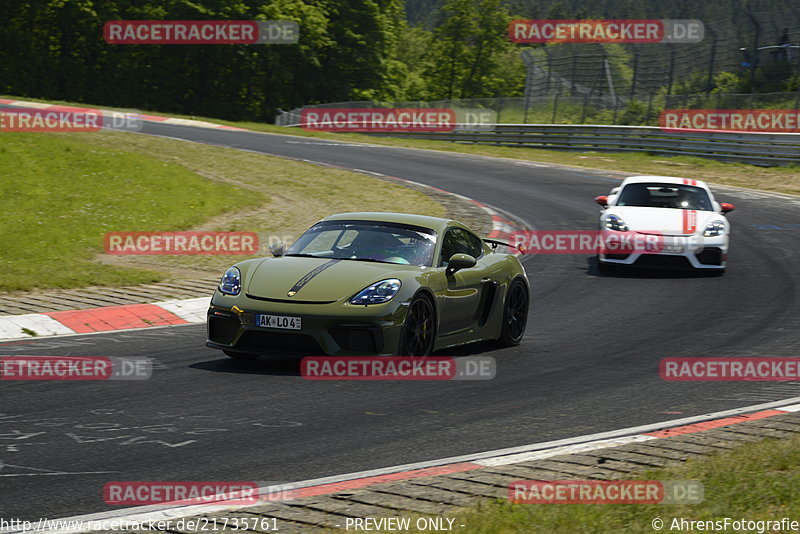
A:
586;257;726;279
190;355;303;376
190;341;509;376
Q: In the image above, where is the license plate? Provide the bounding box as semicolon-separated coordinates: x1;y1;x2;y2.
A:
662;243;684;253
256;314;301;330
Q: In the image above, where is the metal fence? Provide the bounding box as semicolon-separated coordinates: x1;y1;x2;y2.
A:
369;124;800;166
276;91;800;128
274;109;800;166
521;7;800;107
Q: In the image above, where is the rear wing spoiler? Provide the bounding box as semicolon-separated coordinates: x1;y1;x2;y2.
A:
483;238;524;252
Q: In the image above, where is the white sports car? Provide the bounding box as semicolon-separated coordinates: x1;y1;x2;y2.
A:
594;176;735;272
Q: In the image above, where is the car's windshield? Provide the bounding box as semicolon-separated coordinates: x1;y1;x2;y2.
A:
286;221;437;266
616;183;713;211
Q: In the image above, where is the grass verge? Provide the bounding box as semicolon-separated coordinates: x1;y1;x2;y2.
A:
0;133;259;291
328;434;800;534
1;129;444;292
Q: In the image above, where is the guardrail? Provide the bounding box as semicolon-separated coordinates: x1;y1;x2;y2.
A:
376;124;800;166
277;111;800;166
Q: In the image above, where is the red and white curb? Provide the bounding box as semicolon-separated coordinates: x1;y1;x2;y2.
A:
416;182;525;244
0;99;247;131
135;113;247;131
0;298;208;341
27;397;800;533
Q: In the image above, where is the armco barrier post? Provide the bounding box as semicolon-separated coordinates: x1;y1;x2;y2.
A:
706;26;718;92
522;49;535;124
667;46;676;95
551;94;559;124
570;47;578;95
746;8;760;89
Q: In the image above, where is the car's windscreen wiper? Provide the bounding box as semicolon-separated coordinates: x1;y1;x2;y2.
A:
333;257;396;264
284;253;323;258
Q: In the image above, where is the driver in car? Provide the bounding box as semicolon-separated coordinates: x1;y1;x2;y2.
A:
352;231;410;264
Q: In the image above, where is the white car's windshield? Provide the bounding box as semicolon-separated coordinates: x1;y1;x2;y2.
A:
617;183;713;211
286;221;437;266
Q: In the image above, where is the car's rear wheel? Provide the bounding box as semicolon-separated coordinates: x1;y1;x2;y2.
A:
399;295;436;356
497;279;528;347
223;350;260;361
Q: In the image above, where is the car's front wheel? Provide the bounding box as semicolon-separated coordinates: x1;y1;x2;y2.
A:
399;294;436;356
497;279;528;346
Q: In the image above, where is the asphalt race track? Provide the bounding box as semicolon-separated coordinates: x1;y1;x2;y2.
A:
2;123;800;520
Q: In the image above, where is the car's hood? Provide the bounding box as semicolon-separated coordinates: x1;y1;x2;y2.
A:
606;206;720;236
246;256;420;302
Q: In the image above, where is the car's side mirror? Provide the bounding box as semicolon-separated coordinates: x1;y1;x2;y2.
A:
720;202;735;214
594;195;609;207
447;253;477;273
269;242;286;257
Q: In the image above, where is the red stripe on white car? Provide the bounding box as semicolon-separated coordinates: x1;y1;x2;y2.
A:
682;210;697;234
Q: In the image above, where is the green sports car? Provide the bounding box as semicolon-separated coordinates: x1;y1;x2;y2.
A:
206;212;529;358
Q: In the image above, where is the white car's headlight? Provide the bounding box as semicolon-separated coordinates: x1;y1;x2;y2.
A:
604;215;628;232
351;279;401;305
219;266;241;295
703;220;726;237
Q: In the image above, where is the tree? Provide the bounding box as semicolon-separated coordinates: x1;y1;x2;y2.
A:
424;0;519;99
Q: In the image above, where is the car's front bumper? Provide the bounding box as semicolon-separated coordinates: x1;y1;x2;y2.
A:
205;295;409;356
598;232;728;270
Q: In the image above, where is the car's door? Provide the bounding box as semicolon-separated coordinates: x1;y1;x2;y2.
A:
437;227;489;334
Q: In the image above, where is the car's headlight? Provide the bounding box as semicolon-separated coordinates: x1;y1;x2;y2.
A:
604;215;628;231
350;279;401;305
219;266;241;295
703;220;726;237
